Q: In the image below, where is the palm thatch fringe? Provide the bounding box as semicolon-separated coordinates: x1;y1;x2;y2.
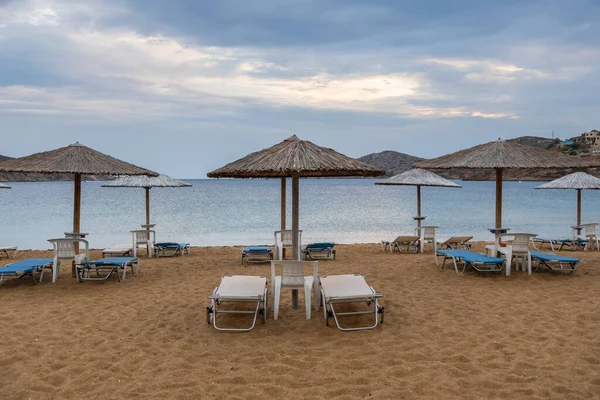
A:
375;169;461;187
0;143;158;176
208;135;384;178
535;172;600;190
102;174;191;188
414;139;598;170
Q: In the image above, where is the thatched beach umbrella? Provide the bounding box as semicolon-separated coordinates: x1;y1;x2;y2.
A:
102;174;191;227
0;143;157;275
414;139;594;229
375;169;461;229
0;183;10;189
535;172;600;230
208;135;384;260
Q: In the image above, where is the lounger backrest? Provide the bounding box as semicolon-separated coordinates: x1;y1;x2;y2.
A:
48;238;89;261
131;229;156;244
422;226;437;240
584;224;597;236
510;233;536;253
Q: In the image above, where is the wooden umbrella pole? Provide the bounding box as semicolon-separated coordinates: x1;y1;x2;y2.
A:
72;173;82;277
291;174;300;309
281;177;286;259
577;189;582;235
495;168;502;229
145;187;151;226
416;185;422;230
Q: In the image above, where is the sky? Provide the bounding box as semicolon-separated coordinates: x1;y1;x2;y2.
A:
1;0;599;178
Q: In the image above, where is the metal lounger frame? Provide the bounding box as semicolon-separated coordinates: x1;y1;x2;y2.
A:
391;240;419;253
304;247;335;260
207;285;268;332
532;256;578;274
437;251;504;274
321;287;384;332
242;251;273;265
76;259;139;282
155;244;190;257
0;264;49;285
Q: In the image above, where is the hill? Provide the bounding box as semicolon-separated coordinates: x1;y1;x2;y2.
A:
360;136;598;181
358;151;424;177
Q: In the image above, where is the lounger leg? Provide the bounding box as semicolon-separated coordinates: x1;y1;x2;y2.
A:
304;284;311;320
273;279;281;320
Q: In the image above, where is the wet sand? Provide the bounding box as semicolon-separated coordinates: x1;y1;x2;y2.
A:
1;242;599;399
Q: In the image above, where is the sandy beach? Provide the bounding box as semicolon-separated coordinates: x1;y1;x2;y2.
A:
1;242;599;399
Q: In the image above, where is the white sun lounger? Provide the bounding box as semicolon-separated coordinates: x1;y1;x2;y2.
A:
0;246;18;258
319;274;384;331
102;244;133;258
207;275;268;332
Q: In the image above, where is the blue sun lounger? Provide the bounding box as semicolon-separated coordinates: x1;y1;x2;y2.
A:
303;242;336;260
530;251;580;273
76;257;139;282
436;250;505;274
531;237;589;251
154;242;191;257
0;258;53;285
242;246;273;265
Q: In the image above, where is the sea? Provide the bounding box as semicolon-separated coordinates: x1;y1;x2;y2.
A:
1;178;598;250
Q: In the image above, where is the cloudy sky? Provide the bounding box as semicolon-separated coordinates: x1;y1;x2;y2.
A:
1;0;599;177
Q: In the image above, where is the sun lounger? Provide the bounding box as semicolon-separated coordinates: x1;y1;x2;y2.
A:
381;236;420;253
0;258;53;284
0;246;18;258
303;242;336;260
76;257;139;282
154;242;191;257
206;275;268;332
102;244;133;258
436;249;505;274
319;274;384;331
242;246;273;265
438;236;473;250
530;251;580;273
532;237;589;251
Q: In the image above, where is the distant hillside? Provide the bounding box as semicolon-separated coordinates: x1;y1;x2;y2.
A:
360;136;599;181
0;153;112;182
358;151;425;177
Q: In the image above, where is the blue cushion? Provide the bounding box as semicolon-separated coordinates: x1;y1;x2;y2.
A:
305;242;335;249
0;258;53;274
243;247;272;253
530;251;580;263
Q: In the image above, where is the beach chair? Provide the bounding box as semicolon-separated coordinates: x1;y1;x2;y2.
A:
0;258;53;285
48;238;89;283
416;226;438;253
581;223;600;250
206;275;268;332
154;242;191;257
130;229;156;257
530;251;579;273
436;249;505;274
303;242;336;260
385;236;420;253
76;257;139;282
102;244;133;258
271;260;319;320
0;246;18;258
319;274;384;331
241;246;273;265
438;236;472;250
274;230;302;260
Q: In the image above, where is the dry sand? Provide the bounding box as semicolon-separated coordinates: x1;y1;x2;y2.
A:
1;243;599;399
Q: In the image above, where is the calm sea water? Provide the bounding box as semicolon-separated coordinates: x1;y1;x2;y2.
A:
1;178;598;250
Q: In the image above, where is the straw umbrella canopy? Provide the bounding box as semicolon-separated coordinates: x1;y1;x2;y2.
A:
0;143;157;274
0;183;10;189
102;174;191;227
535;172;600;229
208;135;384;261
375;169;461;229
414;139;596;229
